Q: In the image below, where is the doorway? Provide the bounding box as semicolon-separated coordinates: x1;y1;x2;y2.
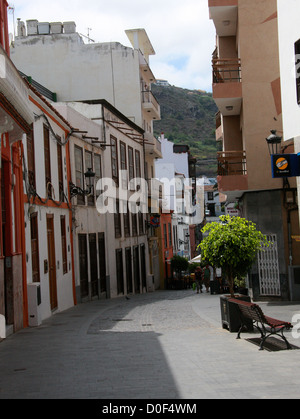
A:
89;234;98;298
46;215;58;310
98;233;107;296
78;234;88;299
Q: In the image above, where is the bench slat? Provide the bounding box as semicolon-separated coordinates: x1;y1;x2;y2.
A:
228;298;293;350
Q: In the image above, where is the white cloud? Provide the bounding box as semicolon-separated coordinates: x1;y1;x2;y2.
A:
8;0;215;91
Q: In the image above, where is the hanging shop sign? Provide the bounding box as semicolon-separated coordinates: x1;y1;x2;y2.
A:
271;154;300;178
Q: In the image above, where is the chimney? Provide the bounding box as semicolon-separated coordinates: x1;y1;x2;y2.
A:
17;19;26;37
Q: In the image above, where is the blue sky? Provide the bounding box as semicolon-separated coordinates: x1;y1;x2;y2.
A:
8;0;215;91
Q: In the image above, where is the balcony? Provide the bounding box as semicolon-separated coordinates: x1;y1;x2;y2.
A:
142;90;161;120
215;111;223;142
0;45;34;142
213;58;241;83
208;0;238;37
212;58;242;116
217;150;248;198
144;132;163;159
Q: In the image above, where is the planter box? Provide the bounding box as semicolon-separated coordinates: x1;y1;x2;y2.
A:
220;294;253;333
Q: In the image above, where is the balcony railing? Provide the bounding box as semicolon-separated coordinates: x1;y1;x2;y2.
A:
212;58;241;83
217;151;247;176
142;90;160;112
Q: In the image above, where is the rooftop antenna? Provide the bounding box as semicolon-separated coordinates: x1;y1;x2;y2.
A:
79;28;95;44
8;4;15;40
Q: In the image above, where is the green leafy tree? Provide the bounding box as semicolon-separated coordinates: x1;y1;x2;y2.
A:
198;216;269;297
171;255;189;279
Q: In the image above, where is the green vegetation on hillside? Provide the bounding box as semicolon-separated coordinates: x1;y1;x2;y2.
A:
152;84;219;177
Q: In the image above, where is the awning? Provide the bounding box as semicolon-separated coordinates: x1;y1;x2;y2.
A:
189;254;201;263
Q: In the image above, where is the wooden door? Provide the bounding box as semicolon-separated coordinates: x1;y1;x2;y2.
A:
89;234;98;297
78;234;88;298
98;233;107;294
30;213;40;282
125;247;133;294
133;246;140;294
47;215;57;310
115;249;124;295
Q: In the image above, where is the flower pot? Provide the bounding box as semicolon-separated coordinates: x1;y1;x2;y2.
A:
220;294;253;333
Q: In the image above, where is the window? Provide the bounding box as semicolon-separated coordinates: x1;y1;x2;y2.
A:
26;124;36;192
128;146;134;188
114;199;122;238
164;224;168;248
60;216;68;274
295;39;300;104
94;154;102;198
173;225;178;251
131;203;138;236
135;150;141;178
85;151;94;206
168;223;172;247
44;124;52;198
123;201;130;237
111;136;118;184
135;150;141;191
139;212;144;235
207;191;214;201
120;142;127;190
57;142;64;202
74;146;84;205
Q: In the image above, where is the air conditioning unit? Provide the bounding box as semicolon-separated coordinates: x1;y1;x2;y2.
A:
27;283;42;326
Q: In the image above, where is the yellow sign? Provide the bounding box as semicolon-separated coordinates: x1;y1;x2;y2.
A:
276;157;289;171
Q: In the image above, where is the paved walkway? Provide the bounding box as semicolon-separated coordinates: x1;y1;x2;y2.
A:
1;289;300;399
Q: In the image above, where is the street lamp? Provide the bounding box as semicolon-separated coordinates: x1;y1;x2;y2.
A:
70;168;96;198
265;130;300;178
265;130;282;155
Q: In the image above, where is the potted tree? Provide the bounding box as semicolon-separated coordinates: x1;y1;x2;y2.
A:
171;255;189;290
198;215;269;332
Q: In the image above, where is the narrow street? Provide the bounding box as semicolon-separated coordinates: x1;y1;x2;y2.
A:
1;289;300;400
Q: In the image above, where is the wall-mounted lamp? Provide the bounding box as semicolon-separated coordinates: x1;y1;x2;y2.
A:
265;130;300;178
70;168;95;198
265;130;282;155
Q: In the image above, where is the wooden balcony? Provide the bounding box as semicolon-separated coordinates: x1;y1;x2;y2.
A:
212;58;242;116
217;150;248;196
217;150;246;176
212;58;241;83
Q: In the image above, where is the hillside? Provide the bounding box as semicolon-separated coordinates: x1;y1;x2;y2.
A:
152;84;218;177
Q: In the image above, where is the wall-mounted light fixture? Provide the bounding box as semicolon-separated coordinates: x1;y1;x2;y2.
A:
265;130;300;178
265;130;282;155
70;168;95;198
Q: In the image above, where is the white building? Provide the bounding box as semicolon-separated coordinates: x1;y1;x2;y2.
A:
277;0;300;217
11;20;162;296
277;0;300;299
55;100;152;300
23;84;74;325
155;135;204;259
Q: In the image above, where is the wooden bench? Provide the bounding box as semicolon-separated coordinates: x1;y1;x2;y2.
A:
229;298;293;350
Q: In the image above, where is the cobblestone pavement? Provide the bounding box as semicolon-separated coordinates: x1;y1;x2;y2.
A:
1;289;300;399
